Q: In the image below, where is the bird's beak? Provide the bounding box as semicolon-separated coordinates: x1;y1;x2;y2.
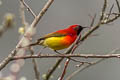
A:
82;26;90;29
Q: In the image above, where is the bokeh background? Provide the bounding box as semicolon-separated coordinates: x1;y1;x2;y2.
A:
0;0;120;80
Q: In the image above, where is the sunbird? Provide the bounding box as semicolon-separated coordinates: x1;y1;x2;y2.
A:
26;25;86;53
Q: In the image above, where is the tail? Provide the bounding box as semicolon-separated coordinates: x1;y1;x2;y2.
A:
19;38;43;49
28;41;39;47
27;38;43;47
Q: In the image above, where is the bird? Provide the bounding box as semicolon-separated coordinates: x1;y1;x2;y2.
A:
24;25;87;53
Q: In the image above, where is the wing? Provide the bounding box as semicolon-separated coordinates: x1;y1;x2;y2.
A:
38;32;67;41
29;31;68;46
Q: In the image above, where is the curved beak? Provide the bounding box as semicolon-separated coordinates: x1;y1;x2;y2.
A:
82;26;90;29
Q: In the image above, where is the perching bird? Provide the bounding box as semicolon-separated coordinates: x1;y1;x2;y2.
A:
26;25;86;53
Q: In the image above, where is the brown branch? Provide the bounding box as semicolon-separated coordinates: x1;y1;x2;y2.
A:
0;49;17;70
30;0;54;28
101;0;120;24
89;14;96;27
45;31;83;80
59;33;82;80
65;59;105;80
0;0;54;71
116;0;120;13
100;0;107;21
11;53;120;60
58;59;70;80
106;4;114;20
20;0;28;28
45;0;120;79
102;14;120;24
20;0;36;18
65;48;119;80
19;1;40;79
29;48;40;80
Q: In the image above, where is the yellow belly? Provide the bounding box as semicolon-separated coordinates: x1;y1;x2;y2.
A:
43;37;70;50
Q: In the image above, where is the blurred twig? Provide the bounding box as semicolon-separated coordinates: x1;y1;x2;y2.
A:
11;53;120;60
0;13;15;37
58;31;82;80
65;48;119;80
20;0;40;80
116;0;120;12
106;4;114;20
0;0;54;71
20;0;28;29
89;14;96;27
45;0;120;80
20;0;36;18
30;48;40;80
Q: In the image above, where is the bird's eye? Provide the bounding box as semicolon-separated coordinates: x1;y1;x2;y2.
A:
73;26;80;31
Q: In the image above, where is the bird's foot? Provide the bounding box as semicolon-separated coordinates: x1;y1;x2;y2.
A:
54;50;63;55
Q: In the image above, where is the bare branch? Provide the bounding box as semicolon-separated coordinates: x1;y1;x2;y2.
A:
30;48;40;80
106;4;114;20
58;33;82;80
65;59;104;80
0;49;17;70
65;48;119;80
100;0;107;21
20;0;36;18
90;14;96;27
19;0;29;32
45;0;120;79
101;14;120;24
31;0;54;28
101;0;120;24
116;0;120;12
0;0;54;71
11;53;120;60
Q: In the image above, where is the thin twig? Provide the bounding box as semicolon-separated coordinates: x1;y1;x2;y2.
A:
116;0;120;13
0;49;17;70
106;4;114;20
20;0;36;18
101;14;120;24
30;0;54;28
100;0;107;21
30;48;40;80
65;48;119;80
11;53;120;60
59;33;82;80
45;39;81;80
20;1;40;79
19;0;29;33
89;14;96;27
65;59;104;80
101;0;120;24
20;0;27;26
0;0;54;71
68;58;91;64
58;59;70;80
45;0;120;79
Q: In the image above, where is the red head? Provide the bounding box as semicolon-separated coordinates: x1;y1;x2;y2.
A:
67;24;86;35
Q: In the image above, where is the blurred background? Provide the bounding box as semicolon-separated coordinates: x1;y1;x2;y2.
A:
0;0;120;80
